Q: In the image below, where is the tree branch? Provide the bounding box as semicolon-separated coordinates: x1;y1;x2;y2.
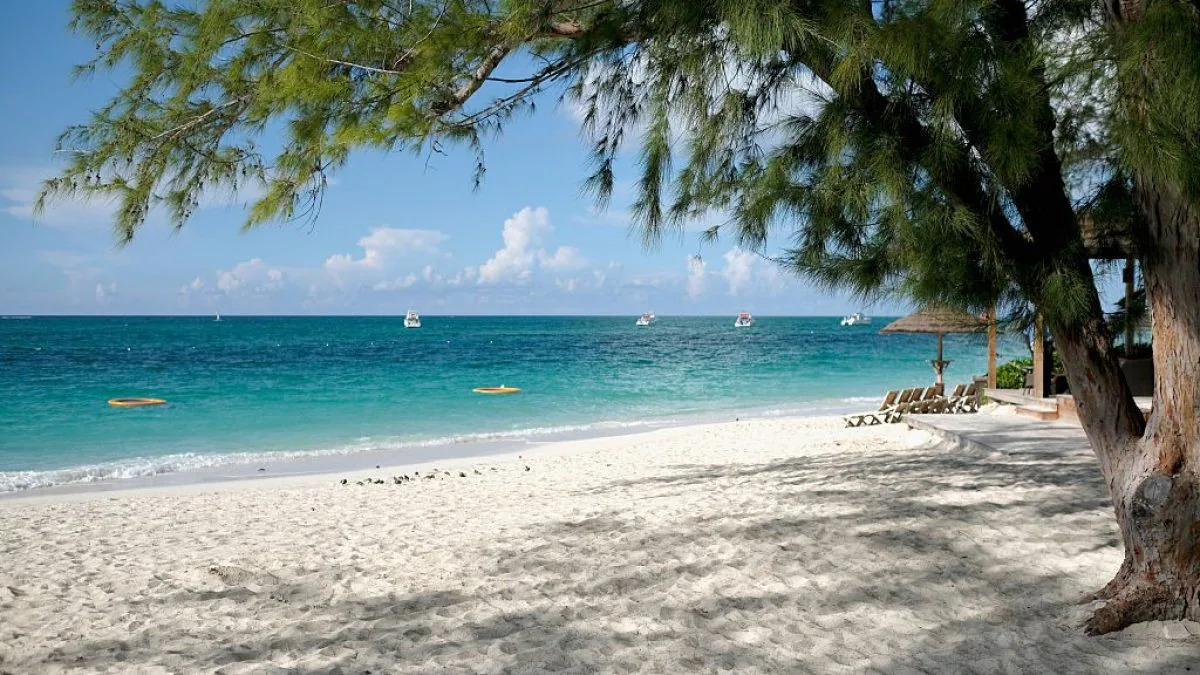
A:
150;96;250;141
281;44;406;75
429;45;512;117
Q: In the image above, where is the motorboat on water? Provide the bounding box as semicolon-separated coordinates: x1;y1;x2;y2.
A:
636;311;656;326
403;310;421;328
734;312;755;328
840;312;872;326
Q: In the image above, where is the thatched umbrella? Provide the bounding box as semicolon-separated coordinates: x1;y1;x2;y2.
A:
880;306;990;387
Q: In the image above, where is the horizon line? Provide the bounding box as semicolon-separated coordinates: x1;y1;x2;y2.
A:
2;313;897;319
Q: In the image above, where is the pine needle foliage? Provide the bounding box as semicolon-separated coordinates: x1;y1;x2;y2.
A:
41;0;1200;334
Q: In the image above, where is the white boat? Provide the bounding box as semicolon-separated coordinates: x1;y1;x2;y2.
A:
840;312;872;326
635;311;656;326
214;312;222;322
403;310;421;329
734;312;755;328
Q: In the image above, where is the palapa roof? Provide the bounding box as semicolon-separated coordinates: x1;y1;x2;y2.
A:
879;306;990;335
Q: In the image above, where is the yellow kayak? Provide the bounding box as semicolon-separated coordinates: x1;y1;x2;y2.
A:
472;386;521;394
108;397;167;407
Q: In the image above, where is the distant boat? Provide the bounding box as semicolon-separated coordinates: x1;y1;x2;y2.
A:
404;310;421;329
841;312;872;326
635;311;656;326
214;312;222;322
734;312;755;328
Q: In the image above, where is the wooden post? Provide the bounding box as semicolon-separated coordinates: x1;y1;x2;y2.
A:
1124;258;1136;356
987;305;997;389
936;333;945;387
1032;312;1046;398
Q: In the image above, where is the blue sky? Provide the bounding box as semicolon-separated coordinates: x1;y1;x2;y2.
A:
0;3;1120;316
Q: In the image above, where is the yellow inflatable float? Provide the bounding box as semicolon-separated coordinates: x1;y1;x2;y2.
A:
472;386;521;394
108;397;167;407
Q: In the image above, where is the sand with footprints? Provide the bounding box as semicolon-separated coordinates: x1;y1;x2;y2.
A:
2;413;1197;673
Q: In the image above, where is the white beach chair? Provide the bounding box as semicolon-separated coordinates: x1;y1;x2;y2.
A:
888;387;931;421
901;386;941;416
931;384;967;414
843;389;901;427
954;383;981;413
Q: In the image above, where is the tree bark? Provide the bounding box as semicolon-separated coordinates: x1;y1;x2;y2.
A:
1081;181;1200;634
1042;266;1145;483
1079;0;1200;634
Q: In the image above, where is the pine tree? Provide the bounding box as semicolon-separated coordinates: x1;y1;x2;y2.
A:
42;0;1200;632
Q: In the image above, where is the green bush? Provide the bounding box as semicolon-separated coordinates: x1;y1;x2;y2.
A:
996;358;1031;389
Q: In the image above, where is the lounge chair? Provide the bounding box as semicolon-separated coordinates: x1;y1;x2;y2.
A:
881;388;920;422
927;384;967;414
906;386;942;415
954;383;981;413
843;389;901;427
936;383;964;412
882;387;929;420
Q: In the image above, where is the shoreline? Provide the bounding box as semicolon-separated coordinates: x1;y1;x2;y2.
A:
0;416;722;507
0;398;867;501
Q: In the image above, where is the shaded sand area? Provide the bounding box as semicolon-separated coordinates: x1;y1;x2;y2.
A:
2;414;1198;673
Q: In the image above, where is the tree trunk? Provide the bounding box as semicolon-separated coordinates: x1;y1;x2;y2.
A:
995;0;1200;629
1080;181;1200;635
1047;288;1145;483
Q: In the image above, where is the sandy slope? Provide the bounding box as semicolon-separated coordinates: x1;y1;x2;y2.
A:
1;415;1197;674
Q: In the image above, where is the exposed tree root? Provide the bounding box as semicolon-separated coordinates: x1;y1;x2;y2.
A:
1083;577;1190;635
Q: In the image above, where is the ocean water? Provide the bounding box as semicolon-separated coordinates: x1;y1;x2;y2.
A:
0;316;1022;492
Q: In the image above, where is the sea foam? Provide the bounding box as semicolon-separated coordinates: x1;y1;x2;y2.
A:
0;418;668;493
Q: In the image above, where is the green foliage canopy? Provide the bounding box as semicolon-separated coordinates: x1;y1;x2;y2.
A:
41;0;1200;330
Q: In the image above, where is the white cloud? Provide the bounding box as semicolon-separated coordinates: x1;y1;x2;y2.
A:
171;211;597;305
538;245;587;271
372;273;419;291
1;186;35;215
38;249;118;301
626;273;672;289
722;249;757;296
478;207;553;285
720;248;785;296
476;207;595;287
1;167;119;228
179;276;205;295
1;165;263;231
446;266;478;287
167;212;613;309
592;267;611;289
94;281;117;304
38;249;92;272
217;258;285;295
686;255;707;299
324;227;448;282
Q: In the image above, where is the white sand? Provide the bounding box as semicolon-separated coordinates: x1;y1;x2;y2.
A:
1;415;1196;674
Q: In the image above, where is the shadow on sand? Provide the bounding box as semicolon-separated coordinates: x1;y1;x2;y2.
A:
24;438;1199;674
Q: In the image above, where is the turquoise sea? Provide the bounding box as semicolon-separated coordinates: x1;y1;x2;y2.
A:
0;316;1022;493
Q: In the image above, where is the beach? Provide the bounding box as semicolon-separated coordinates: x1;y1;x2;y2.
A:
2;413;1197;673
